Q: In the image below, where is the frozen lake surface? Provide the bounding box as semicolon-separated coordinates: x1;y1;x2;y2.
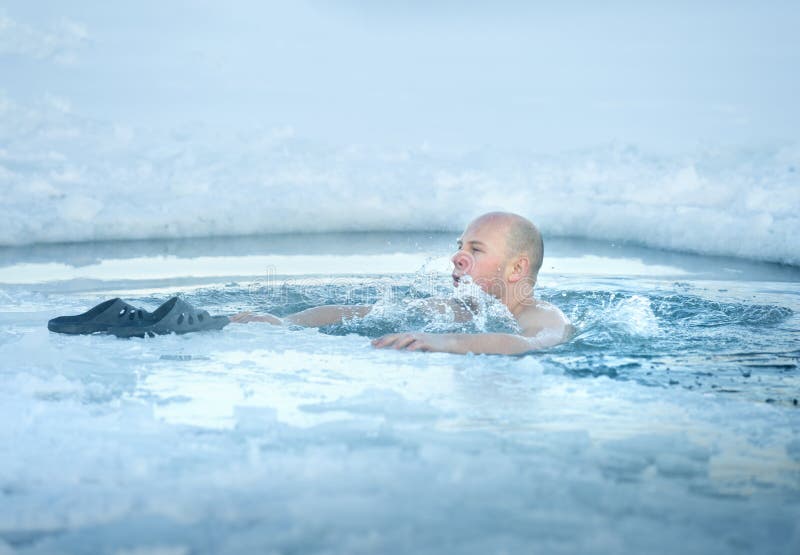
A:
1;233;798;554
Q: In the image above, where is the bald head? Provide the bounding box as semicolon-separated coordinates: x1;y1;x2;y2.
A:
470;212;544;281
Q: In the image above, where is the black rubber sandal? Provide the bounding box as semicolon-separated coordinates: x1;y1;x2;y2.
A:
47;298;151;336
48;297;229;338
143;297;229;337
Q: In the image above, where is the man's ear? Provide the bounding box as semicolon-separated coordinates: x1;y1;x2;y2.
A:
508;256;530;283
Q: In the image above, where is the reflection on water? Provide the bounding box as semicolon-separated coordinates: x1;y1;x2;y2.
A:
0;253;432;284
2;233;799;283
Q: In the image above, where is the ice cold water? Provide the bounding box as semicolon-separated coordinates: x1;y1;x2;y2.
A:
0;233;798;554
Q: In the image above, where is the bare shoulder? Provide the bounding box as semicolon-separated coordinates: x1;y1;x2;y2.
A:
516;300;571;344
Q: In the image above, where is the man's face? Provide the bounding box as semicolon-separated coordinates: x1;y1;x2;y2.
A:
450;218;510;297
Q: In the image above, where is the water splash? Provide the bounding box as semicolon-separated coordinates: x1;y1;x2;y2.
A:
327;275;520;338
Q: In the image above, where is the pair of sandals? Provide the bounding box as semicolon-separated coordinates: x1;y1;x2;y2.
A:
48;297;229;338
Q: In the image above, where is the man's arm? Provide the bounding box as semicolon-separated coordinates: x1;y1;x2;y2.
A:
372;308;571;354
230;305;372;327
285;305;372;326
230;296;466;327
371;331;563;355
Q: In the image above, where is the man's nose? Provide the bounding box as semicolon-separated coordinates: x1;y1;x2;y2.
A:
451;251;473;272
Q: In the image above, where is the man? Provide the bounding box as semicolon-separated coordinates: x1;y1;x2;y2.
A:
231;212;570;354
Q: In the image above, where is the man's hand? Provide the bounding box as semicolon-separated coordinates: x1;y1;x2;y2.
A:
229;312;283;325
371;332;452;352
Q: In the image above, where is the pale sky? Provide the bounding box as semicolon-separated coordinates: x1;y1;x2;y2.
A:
2;0;798;153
